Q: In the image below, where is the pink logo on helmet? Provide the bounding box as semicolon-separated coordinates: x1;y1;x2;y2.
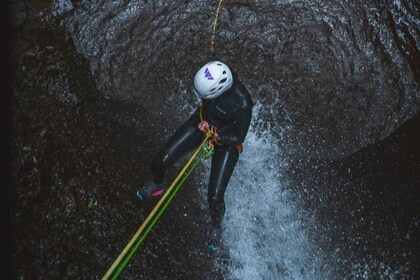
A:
204;68;214;80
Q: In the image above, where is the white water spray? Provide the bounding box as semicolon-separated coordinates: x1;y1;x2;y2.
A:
222;102;331;279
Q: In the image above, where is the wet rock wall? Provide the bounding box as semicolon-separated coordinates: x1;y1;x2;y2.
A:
52;0;420;159
8;0;420;278
10;10;221;279
287;111;420;277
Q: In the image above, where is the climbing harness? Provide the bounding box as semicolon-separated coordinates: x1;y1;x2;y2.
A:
209;0;225;55
102;131;217;280
199;104;223;146
199;104;244;153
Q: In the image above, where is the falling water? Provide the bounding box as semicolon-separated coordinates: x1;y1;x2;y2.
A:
222;102;331;279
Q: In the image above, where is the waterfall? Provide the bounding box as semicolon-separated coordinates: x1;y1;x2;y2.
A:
220;102;331;279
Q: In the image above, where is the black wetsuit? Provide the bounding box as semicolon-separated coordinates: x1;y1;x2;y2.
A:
151;78;253;228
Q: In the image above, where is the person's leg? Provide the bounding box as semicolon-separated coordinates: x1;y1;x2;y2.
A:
207;146;240;229
151;122;203;184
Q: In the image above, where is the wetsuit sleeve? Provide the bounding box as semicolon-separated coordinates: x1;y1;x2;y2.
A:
183;106;201;127
217;98;252;146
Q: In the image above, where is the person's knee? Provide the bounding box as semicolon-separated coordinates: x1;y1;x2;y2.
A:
152;149;173;170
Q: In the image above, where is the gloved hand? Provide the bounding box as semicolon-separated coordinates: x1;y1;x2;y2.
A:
198;121;210;133
198;121;222;143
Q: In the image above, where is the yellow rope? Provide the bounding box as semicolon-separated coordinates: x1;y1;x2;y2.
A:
209;0;224;55
102;134;212;280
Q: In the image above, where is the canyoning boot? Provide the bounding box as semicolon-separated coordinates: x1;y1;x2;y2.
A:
206;226;222;252
136;181;167;201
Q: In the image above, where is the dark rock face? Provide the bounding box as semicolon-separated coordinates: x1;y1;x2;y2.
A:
53;0;419;159
9;0;28;27
287;112;420;277
10;0;420;279
11;17;221;280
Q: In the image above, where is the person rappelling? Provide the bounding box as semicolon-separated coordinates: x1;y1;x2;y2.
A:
101;3;254;278
136;60;253;250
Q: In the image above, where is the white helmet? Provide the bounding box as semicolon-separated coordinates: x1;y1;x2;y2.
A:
193;61;233;99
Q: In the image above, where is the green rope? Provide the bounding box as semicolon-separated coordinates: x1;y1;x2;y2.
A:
111;144;214;279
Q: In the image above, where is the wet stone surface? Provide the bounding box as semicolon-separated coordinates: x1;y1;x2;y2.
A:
53;0;419;159
10;0;420;279
287;113;420;278
11;18;220;279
